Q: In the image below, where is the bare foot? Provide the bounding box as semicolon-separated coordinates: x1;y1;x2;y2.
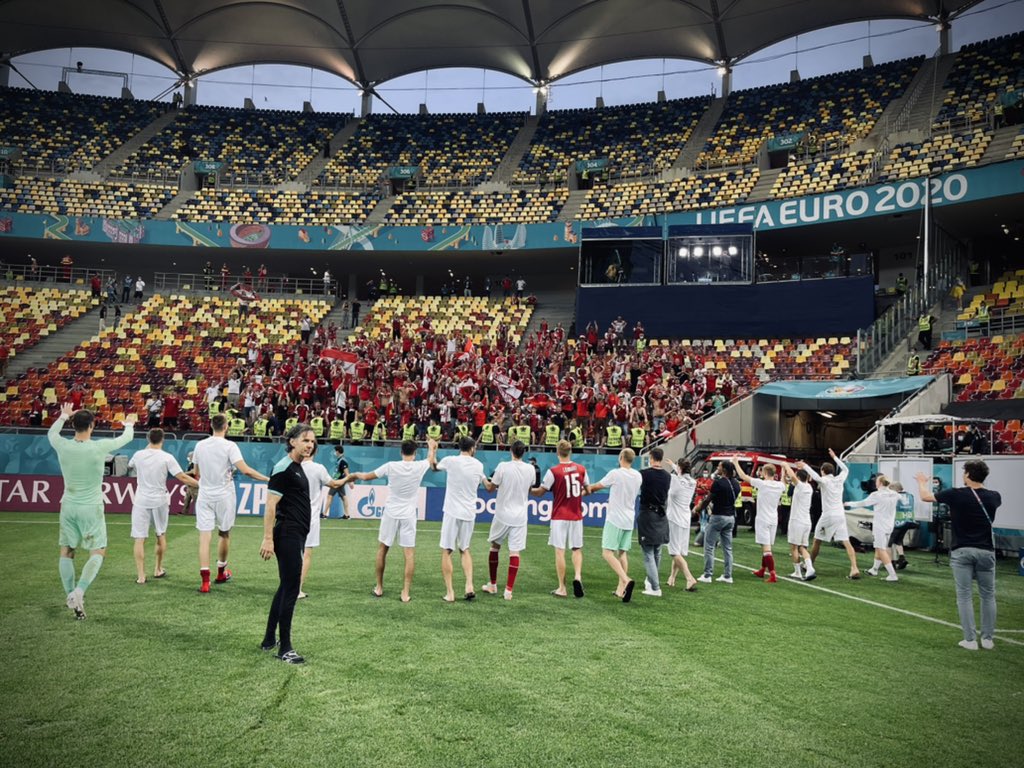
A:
135;577;146;585
400;592;411;603
371;586;383;598
442;593;455;603
667;575;676;588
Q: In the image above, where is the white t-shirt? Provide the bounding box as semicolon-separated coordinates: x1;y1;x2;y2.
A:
437;454;485;521
227;378;241;396
129;448;183;507
597;466;642;530
374;459;430;519
750;477;786;521
860;488;900;532
302;460;333;517
804;458;848;516
667;473;697;526
194;435;243;501
789;481;812;526
491;459;536;526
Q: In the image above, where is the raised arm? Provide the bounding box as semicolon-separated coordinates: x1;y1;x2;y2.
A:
47;403;74;448
731;457;752;483
914;472;936;503
97;412;138;451
797;460;823;484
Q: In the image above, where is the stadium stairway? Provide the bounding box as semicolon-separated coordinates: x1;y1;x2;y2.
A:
491;116;539;184
297;117;362;185
155;170;200;220
520;289;577;344
672;96;726;171
364;196;396;223
901;53;957;133
3;304;100;383
744;167;785;203
556;189;588;222
980;124;1022;163
90;109;180;177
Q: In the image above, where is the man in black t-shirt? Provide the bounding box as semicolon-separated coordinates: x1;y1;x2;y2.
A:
697;461;741;583
324;444;350;519
637;448;671;596
259;425;315;664
916;462;1002;651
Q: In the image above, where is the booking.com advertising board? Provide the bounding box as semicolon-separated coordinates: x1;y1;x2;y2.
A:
0;432;622;526
0;159;1021;252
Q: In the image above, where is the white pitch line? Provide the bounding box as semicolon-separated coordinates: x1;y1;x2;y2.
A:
2;517;1021;643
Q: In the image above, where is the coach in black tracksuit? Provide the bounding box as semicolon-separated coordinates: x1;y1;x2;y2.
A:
260;424;314;664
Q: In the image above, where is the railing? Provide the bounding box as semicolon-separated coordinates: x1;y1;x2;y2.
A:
1;264;117;286
151;272;338;297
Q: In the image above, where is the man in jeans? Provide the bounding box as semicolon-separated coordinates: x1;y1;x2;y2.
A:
697;461;741;584
916;463;1002;651
636;448;671;597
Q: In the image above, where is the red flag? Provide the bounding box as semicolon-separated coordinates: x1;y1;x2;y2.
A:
320;348;357;374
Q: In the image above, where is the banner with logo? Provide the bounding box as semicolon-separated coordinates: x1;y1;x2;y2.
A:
755;376;935;400
767;132;804;152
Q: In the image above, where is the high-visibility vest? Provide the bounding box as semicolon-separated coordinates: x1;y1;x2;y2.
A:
372;422;387;442
780;485;792;506
636;338;646;352
253;418;269;437
630;427;646;449
455;423;470;439
918;315;931;331
977;304;989;322
513;425;531;443
569;426;584;449
402;423;417;442
349;421;366;440
209;400;221;416
907;356;921;376
606;425;623;447
329;420;346;440
545;424;560;446
310;416;325;437
426;424;442;441
480;423;496;444
284;417;298;432
228;418;246;437
895;276;908;292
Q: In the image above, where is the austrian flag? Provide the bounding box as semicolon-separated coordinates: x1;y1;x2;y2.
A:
320;348;358;374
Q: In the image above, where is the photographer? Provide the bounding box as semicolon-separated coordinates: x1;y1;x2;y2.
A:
915;462;1002;651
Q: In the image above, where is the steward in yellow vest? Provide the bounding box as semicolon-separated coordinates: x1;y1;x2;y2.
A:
544;423;561;447
372;422;387;443
479;423;497;445
349;420;366;441
310;416;325;437
630;426;646;449
605;425;623;448
329;419;346;441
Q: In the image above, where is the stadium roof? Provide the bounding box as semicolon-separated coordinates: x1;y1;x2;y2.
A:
0;1;983;88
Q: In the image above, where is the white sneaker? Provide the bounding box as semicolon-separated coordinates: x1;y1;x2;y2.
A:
503;589;513;601
884;574;899;582
789;570;803;579
866;569;879;577
481;583;498;595
958;639;979;651
981;638;994;650
803;567;816;582
697;574;713;583
642;587;662;597
643;579;652;591
715;575;733;584
66;588;86;620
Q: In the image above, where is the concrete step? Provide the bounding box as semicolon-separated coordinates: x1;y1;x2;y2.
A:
365;196;396;224
4;306;102;383
519;289;578;347
91;109;180;176
673;96;725;171
492;116;539;184
155;182;198;221
744;167;784;203
866;58;932;141
556;189;588;222
298;117;363;185
980;124;1022;164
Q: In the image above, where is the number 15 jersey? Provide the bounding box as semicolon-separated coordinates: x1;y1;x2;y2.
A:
543;461;590;522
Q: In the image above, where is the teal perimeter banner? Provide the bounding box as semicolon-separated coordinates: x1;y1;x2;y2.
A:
755;375;936;400
1;160;1021;251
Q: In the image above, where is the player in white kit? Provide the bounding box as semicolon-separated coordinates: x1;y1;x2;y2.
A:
481;440;535;600
587;448;642;602
846;474;900;582
341;438;437;602
781;464;815;580
432;436;487;602
798;448;861;579
129;428;198;584
193;414;270;593
733;458;785;583
666;459;699;591
298;438;346;599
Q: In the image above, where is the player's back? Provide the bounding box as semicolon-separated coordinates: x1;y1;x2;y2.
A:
194;436;241;500
548;461;588;521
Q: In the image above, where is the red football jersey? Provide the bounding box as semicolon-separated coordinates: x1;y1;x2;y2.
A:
545;461;589;521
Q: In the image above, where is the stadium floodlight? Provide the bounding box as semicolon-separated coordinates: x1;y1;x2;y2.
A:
711;245;723;257
693;246;704;257
728;245;738;256
678;247;689;257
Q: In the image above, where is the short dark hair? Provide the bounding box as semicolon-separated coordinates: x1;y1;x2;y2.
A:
458;436;476;453
334;444;344;454
963;459;989;483
400;439;417;456
649;447;664;462
511;440;527;458
677;459;691;474
284;423;313;453
821;462;835;476
70;409;94;433
210;413;228;432
147;428;164;445
719;462;736;478
796;468;809;482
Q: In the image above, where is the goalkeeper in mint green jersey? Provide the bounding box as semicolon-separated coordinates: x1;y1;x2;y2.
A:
48;403;138;619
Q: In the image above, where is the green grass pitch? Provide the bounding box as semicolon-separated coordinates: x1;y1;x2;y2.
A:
1;512;1022;768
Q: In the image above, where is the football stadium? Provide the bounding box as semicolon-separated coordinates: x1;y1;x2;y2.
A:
1;1;1023;765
